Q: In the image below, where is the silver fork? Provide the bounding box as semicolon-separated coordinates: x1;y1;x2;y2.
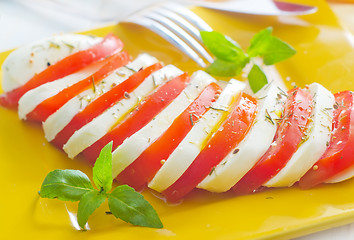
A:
122;2;214;68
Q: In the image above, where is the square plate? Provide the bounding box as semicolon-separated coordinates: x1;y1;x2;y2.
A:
1;0;354;239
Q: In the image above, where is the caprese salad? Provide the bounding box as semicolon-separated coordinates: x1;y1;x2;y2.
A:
1;33;354;203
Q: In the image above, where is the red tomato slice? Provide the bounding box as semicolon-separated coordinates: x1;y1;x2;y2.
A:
50;62;162;149
82;73;190;164
117;82;221;190
163;92;258;202
232;88;313;195
299;91;354;188
0;34;123;109
26;51;130;122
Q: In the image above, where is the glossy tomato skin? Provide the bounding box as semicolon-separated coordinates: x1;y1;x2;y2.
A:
299;91;354;188
49;61;159;149
0;34;123;109
163;93;257;202
232;88;313;195
63;62;162;136
82;73;191;164
26;51;130;123
117;82;221;190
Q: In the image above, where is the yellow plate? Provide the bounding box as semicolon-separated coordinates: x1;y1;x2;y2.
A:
1;0;354;239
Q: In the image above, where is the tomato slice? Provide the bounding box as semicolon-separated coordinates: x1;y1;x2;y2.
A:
299;91;354;188
0;34;123;109
232;88;313;195
163;92;257;202
26;51;130;122
117;82;221;190
49;62;162;149
82;73;190;164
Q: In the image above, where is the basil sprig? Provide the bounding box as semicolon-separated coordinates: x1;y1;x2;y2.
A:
39;142;163;230
200;27;296;93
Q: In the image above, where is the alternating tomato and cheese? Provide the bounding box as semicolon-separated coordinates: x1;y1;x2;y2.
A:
1;33;354;202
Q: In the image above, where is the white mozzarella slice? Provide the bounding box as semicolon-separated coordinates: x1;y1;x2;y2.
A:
326;166;354;183
43;54;158;142
63;64;181;158
197;83;285;192
111;70;214;178
148;79;245;192
265;83;335;187
18;61;104;120
2;34;101;92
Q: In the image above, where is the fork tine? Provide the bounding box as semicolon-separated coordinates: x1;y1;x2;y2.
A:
161;3;213;32
126;16;208;67
153;8;203;44
146;11;214;64
123;2;215;67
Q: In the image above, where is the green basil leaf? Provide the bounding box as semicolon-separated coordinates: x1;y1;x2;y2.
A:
248;64;268;93
206;58;248;77
77;190;107;230
247;27;296;65
108;185;163;228
262;37;296;65
200;31;246;62
247;27;273;58
93;141;113;192
39;169;94;202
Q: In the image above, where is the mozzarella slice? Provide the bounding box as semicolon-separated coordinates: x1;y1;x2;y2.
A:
197;83;285;192
18;61;104;120
111;70;214;178
2;34;101;92
63;64;181;158
148;79;245;192
43;54;158;142
265;83;334;187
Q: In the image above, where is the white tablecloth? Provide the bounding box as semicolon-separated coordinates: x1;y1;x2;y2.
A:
0;0;353;239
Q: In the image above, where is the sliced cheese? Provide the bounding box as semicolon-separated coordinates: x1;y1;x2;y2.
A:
43;54;158;142
2;34;101;92
63;64;181;158
197;83;285;192
18;61;104;120
265;83;334;187
111;70;214;178
148;79;245;192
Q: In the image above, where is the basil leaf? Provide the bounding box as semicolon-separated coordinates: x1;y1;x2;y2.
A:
108;185;163;228
40;169;94;202
206;58;248;77
262;37;296;65
93;141;113;192
247;27;296;65
247;27;273;58
248;64;268;93
77;190;106;230
200;31;246;62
